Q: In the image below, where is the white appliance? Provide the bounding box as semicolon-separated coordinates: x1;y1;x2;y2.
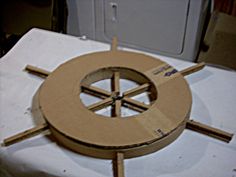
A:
67;0;210;61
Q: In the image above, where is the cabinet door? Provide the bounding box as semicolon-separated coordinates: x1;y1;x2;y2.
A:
104;0;190;55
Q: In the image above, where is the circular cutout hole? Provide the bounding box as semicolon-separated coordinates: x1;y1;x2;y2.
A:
80;67;157;118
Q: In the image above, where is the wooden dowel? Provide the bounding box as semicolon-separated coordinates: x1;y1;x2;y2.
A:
112;71;120;95
111;37;118;51
113;152;125;177
3;123;49;146
122;97;150;110
123;83;150;97
81;85;111;99
186;120;233;143
122;103;144;113
25;65;51;77
87;97;113;112
180;62;205;76
112;100;121;117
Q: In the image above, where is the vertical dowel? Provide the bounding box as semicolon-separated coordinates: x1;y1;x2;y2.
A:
111;37;118;51
113;152;125;177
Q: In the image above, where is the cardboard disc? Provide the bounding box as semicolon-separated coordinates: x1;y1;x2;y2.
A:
38;50;192;159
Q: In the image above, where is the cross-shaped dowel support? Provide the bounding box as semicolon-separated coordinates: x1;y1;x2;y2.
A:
22;62;233;143
4;41;233;177
15;60;233;177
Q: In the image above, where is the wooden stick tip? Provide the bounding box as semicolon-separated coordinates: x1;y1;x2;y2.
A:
111;36;118;51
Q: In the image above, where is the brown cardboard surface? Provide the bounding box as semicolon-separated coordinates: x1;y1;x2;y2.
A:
38;50;192;158
198;12;236;70
199;31;236;69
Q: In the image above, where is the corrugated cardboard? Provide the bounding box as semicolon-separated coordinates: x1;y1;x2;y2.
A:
198;12;236;70
38;50;192;159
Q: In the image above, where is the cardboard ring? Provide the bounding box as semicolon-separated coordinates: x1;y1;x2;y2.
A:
38;50;192;159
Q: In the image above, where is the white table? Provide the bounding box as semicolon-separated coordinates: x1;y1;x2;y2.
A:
0;28;236;177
